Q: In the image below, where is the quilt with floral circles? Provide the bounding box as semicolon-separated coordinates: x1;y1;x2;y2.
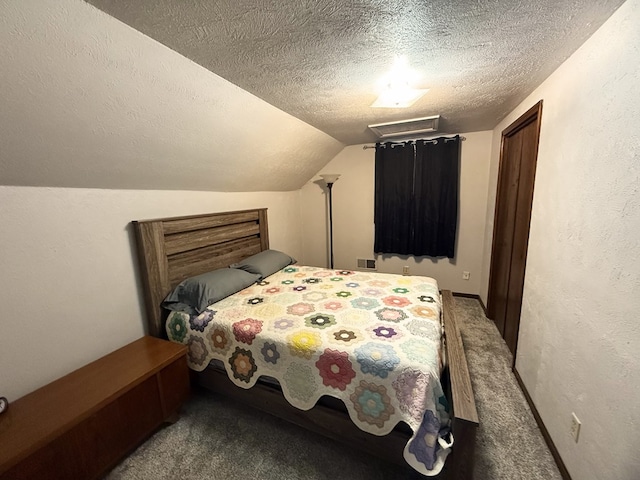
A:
166;266;451;476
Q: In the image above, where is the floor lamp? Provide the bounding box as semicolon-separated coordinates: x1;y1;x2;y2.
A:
320;174;340;269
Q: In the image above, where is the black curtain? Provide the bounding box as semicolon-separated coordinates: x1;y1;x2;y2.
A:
374;142;415;254
374;136;460;258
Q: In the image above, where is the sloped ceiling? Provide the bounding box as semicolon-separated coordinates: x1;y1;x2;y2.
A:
0;0;626;192
86;0;626;144
0;0;343;192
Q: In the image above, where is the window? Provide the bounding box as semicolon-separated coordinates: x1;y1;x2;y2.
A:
374;137;460;258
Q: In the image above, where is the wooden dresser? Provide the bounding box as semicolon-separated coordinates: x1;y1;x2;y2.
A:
0;336;189;480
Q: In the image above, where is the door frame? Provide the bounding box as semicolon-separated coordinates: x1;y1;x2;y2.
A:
487;100;543;360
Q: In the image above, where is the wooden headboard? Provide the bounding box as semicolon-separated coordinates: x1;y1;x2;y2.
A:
132;209;269;337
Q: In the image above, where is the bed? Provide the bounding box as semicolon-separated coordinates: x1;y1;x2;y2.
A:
132;208;478;478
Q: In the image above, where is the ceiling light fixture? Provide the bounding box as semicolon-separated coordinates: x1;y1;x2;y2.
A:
371;55;428;108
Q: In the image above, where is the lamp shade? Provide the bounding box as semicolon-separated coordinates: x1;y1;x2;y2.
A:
320;174;341;184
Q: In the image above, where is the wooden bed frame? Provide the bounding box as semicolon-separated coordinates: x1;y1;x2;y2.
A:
132;208;478;479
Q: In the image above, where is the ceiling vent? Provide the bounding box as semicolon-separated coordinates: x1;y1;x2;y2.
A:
368;115;440;140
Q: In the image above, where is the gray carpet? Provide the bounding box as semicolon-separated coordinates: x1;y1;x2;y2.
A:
106;298;562;480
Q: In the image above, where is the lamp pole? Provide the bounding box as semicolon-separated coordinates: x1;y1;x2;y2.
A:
320;174;340;270
327;181;335;269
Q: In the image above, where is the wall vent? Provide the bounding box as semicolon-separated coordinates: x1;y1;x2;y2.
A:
368;115;440;140
357;258;377;271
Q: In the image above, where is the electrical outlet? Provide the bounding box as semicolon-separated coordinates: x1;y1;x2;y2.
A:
570;412;581;443
402;266;410;275
462;271;470;280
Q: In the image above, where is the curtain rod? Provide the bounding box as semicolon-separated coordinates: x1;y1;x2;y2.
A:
362;135;466;150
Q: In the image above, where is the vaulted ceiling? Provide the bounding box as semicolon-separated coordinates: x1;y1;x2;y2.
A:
86;0;625;144
0;0;627;192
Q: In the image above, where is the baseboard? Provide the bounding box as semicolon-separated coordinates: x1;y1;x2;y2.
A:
451;292;478;299
477;297;488;316
513;368;572;480
451;292;489;316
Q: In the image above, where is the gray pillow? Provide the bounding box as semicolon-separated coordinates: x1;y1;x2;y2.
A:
230;249;296;279
162;268;260;314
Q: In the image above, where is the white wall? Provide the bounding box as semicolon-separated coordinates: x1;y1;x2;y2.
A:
0;186;301;401
480;1;640;478
299;131;492;294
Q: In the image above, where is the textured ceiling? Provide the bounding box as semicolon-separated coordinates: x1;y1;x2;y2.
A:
0;0;343;192
86;0;625;144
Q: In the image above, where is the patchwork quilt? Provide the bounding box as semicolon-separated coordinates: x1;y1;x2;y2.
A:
166;266;452;475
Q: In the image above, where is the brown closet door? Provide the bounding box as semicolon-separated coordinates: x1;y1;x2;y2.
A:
487;129;523;336
488;101;542;357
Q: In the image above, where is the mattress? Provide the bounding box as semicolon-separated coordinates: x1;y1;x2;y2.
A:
166;266;452;475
